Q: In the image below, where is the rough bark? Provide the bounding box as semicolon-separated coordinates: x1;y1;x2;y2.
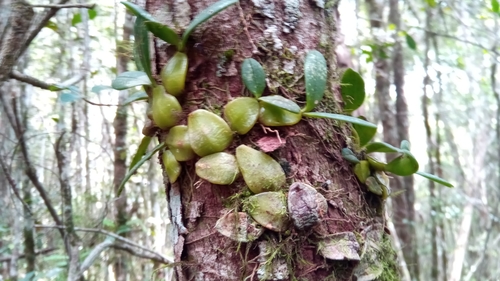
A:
143;0;399;280
112;10;133;281
22;178;36;277
55;134;81;281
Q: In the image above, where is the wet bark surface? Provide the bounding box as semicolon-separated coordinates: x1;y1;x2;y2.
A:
145;0;391;280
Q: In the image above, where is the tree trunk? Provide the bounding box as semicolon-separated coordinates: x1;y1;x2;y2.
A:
112;9;133;281
143;1;399;280
388;0;417;278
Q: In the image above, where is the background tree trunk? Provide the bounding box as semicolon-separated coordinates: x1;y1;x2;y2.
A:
112;9;133;281
143;0;399;280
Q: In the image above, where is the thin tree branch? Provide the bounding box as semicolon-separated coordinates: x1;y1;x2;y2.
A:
35;225;173;264
78;238;115;277
111;243;171;264
0;155;33;216
409;25;500;58
9;70;55;89
0;247;57;263
9;70;86;90
9;71;117;106
82;98;118;107
18;0;71;59
0;94;64;238
31;3;95;9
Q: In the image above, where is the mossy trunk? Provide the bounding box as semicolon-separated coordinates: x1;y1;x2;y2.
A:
145;0;399;280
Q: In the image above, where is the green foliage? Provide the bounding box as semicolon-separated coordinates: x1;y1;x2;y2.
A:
338;72;453;188
258;95;301;114
365;142;401;153
59;86;82;103
122;0;238;51
385;152;419;176
404;32;417;51
121;1;155;21
122;91;148;105
91;85;113;93
241;58;266;98
340;68;365;113
71;9;98;26
416;171;454;188
303;50;328;112
352;116;377;147
117;142;166;196
492;0;500;14
133;17;153;83
111;71;151;90
341;148;360;164
144;21;180;47
129;136;152;170
303;112;377;128
426;0;437;7
45;20;58;32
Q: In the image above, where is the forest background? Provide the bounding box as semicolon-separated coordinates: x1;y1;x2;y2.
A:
0;0;499;280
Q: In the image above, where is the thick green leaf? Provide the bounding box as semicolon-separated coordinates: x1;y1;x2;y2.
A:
121;1;155;21
122;91;148;106
400;140;411;150
385;152;419;176
353;116;377;147
365;142;401;154
129;136;152;171
416;171;454;188
241;58;266;98
145;21;180;46
340;68;365;113
111;71;151;90
341;148;360;164
181;0;238;50
303;50;327;112
340;68;365;112
134;17;154;83
91;85;113;94
258;95;300;114
117;142;166;196
426;0;437;7
405;33;417;51
303;112;377;128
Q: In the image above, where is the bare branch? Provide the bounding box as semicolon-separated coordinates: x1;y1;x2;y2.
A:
0;155;33;216
0;94;64;237
9;70;86;90
9;70;54;90
82;98;118;107
111;243;171;264
18;0;71;59
35;225;173;264
0;247;57;263
79;238;115;276
31;3;95;9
